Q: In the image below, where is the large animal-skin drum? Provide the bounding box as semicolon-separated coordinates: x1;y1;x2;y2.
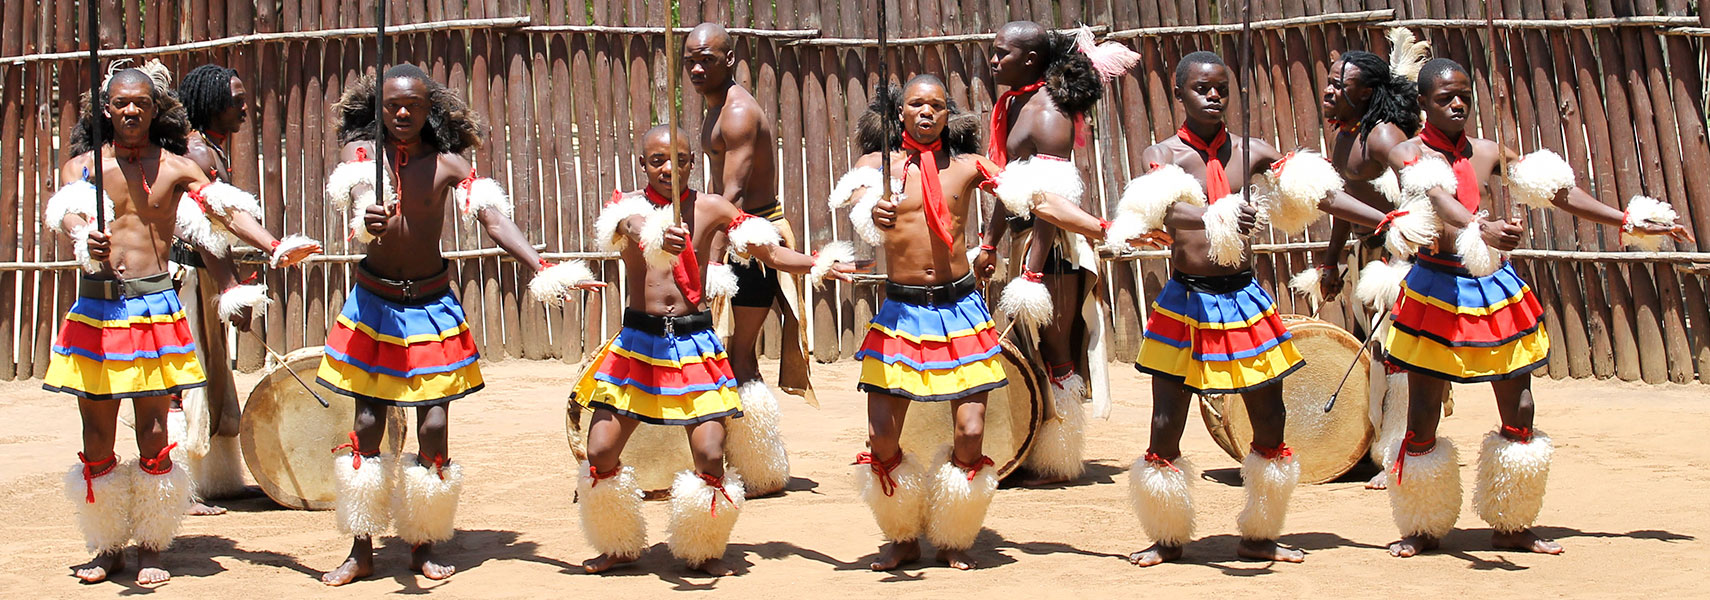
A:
1199;315;1372;484
240;347;407;510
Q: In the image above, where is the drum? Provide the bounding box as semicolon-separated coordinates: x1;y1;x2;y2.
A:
240;347;407;510
1199;315;1372;484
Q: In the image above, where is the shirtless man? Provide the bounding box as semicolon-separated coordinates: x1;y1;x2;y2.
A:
682;22;800;497
1378;58;1690;558
45;66;313;585
1117;52;1389;567
316;64;591;585
574;125;852;577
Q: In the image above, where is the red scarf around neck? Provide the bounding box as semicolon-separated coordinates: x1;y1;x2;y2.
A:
638;186;704;305
902;132;956;248
1419;123;1482;213
1178;124;1230;203
988;80;1046;166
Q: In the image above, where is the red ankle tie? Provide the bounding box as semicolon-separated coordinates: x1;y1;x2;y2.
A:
854;452;903;497
422;453;451;480
330;431;377;469
1144;450;1182;473
1501;424;1533;443
1392;431;1435;483
138;443;179;475
76;453;119;503
588;464;620;487
1251;442;1294;461
699;473;735;516
952;455;996;481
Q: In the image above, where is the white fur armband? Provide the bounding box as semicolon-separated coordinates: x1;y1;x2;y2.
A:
593;195;657;252
706;263;740;299
269;234;320;268
831;167;894;246
810;241;856;289
828;167;883;212
1621;195;1680;251
527;260;597;306
1288;267;1324;307
346;190;379;244
1107;164;1207;251
725;215;784;263
1264;150;1340;235
1455;211;1504;277
638;208;676;269
69;223;102;274
325;160;377;211
1399;156;1457;200
176;197;230;257
196;181;262;220
216;284;271;322
1355;259;1411;311
454;177;513;222
1202;197;1248;267
45;181;114;234
992;157;1084;215
998;275;1053;330
1505;149;1574;209
1374;169;1402;205
1383;199;1440;259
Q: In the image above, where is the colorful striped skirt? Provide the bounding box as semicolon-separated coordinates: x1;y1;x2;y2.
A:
1136;271;1304;394
576;309;742;425
1383;252;1549;382
43;273;208;400
316;273;484;407
856;275;1008;402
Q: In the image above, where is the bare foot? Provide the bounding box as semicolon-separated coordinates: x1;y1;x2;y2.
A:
1365;471;1388;490
321;557;373;586
869;540;921;571
1237;539;1305;563
581;553;638;574
136;548;171;586
937;548;977;571
72;551;124;583
1016;472;1072;488
1128;543;1183;567
187;501;228;516
411;544;456;580
687;557;735;576
1387;534;1440;558
1492;528;1564;555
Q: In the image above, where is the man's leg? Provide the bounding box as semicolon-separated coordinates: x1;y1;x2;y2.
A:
323;399;391;585
1477;377;1563;554
1129;377;1195;567
725;286;792;497
1234;383;1305;563
1387;372;1459;558
397;404;460;580
860;392;924;570
579;408;645;573
927;393;997;570
69;399;126;583
130;395;192;585
1020;271;1090;486
728;306;770;383
669;419;742;576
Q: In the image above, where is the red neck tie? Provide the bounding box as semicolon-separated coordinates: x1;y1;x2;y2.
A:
902;132;956;248
642;186;704;305
1419;123;1482;213
1178;124;1230;203
988;80;1047;167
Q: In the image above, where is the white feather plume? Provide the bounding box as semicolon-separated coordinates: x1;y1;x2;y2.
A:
216;284;271;322
1386;27;1431;83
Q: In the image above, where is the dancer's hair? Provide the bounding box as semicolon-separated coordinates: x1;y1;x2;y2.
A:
333;64;484;154
1417;58;1468;95
70;67;191;156
1003;21;1104;116
856;75;981;157
1336;51;1421;139
1173;51;1227;88
179;64;241;132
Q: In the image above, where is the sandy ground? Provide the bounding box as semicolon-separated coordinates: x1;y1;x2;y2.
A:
2;358;1706;599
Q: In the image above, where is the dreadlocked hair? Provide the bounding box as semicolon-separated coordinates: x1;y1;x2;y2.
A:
333;64;484;154
179;64;240;132
70;68;191;156
1040;31;1103;117
855;78;982;157
1339;51;1420;139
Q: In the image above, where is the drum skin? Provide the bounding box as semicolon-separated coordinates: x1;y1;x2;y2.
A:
566;338;1046;499
240;347;407;510
1199;316;1372;484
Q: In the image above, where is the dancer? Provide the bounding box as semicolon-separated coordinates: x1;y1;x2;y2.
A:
316;64;596;585
1380;58;1690;558
575;125;853;576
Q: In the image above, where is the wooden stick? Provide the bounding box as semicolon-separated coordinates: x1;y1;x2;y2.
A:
0;17;534;65
1106;10;1394;38
789;25;1108;47
666;1;681;219
521;25;820;38
1664;27;1710;37
1371;16;1697;30
86;0;103;231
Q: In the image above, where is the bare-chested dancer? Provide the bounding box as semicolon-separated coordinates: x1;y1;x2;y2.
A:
46;65;314;586
1379;58;1690;559
316;64;595;586
682;22;798;498
574;125;853;577
1114;52;1390;567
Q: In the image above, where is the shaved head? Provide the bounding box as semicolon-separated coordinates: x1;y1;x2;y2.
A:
999;21;1049;53
686;23;733;54
105;68;153;93
641;124;687;151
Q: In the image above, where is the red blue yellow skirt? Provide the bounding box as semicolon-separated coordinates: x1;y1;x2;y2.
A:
316;285;484;407
575;310;742;425
1136;272;1304;394
43;277;208;400
1383;252;1549;382
856;278;1007;402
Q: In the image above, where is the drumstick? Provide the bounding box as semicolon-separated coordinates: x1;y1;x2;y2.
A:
245;329;331;408
1323;307;1390;413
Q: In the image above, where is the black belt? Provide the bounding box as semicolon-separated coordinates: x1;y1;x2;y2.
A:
79;271;177;300
354;259;453;305
1172;270;1254;295
170;241;206;268
885;272;978;306
622;308;714;337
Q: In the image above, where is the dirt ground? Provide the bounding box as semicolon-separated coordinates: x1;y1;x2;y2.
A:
2;358;1705;598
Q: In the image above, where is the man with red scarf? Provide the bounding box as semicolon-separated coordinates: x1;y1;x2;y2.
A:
1377;58;1689;559
574;125;853;577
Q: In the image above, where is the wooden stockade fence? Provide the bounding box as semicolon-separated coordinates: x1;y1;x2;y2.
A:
0;1;1706;385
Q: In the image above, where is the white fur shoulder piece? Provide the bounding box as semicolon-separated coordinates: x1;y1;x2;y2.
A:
1263;150;1340;235
454;176;514;222
1505;149;1574;209
217;284;271;322
46;181;115;234
196;181;263;220
828;166;884;212
528;260;598;306
324;160;377;211
1106;164;1207;251
593;195;661;252
1621;195;1680;251
992;157;1084;215
1399;156;1457;199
